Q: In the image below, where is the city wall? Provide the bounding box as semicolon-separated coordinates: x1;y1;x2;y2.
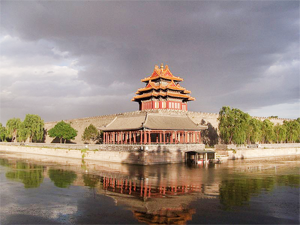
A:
44;110;290;145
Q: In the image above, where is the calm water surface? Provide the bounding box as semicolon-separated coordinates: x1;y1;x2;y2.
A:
0;151;299;224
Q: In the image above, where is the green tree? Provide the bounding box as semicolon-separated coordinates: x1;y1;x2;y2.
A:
261;119;274;143
246;118;263;144
218;106;250;144
6;118;21;142
284;120;300;143
21;114;44;142
218;106;235;144
273;124;287;143
17;122;28;142
48;121;78;143
0;123;6;141
82;124;100;144
231;109;250;145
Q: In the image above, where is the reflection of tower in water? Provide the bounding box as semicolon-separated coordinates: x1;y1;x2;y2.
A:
99;176;217;224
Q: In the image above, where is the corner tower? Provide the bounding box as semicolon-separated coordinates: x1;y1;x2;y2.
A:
132;64;195;111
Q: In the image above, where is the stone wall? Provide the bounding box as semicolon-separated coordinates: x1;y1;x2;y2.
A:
44;111;144;144
225;147;300;159
0;143;205;165
215;143;300;150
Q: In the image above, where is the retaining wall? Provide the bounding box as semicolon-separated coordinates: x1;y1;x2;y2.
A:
0;144;205;165
218;147;300;159
215;143;300;150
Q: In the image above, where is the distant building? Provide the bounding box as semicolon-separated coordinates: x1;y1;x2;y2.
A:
101;64;207;145
132;63;195;111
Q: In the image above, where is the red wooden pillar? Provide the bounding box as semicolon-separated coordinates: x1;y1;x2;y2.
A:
121;132;123;144
144;130;147;144
185;131;187;143
129;131;132;144
160;132;162;144
163;131;165;144
191;132;193;143
174;131;177;144
199;131;201;143
171;131;173;144
103;132;106;144
133;131;136;144
181;132;184;143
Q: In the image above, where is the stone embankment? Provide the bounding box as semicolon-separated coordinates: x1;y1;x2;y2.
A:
0;142;205;165
215;143;300;159
1;142;299;164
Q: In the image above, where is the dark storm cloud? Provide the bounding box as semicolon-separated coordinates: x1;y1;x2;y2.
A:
0;1;299;123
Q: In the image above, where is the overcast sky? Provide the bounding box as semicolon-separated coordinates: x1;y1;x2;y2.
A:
0;1;299;124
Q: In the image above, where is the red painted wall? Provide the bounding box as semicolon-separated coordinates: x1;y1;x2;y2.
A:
141;101;187;111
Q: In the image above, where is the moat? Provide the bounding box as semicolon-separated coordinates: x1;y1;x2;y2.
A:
0;151;299;224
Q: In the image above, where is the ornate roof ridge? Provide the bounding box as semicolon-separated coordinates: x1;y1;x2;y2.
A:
141;64;183;82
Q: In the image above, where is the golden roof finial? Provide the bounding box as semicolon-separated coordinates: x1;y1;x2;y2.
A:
160;63;164;70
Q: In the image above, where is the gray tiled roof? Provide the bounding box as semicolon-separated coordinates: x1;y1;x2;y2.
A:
144;114;206;130
100;112;207;131
100;113;146;131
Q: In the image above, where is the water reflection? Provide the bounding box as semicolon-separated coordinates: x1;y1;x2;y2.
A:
0;158;44;188
48;169;77;188
82;174;99;188
0;155;299;224
219;175;299;210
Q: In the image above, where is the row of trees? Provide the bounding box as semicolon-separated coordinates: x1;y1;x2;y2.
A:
0;115;100;144
0;114;44;143
48;121;101;144
218;106;300;144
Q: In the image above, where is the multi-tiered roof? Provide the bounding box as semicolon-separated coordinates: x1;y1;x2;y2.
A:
132;64;195;111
